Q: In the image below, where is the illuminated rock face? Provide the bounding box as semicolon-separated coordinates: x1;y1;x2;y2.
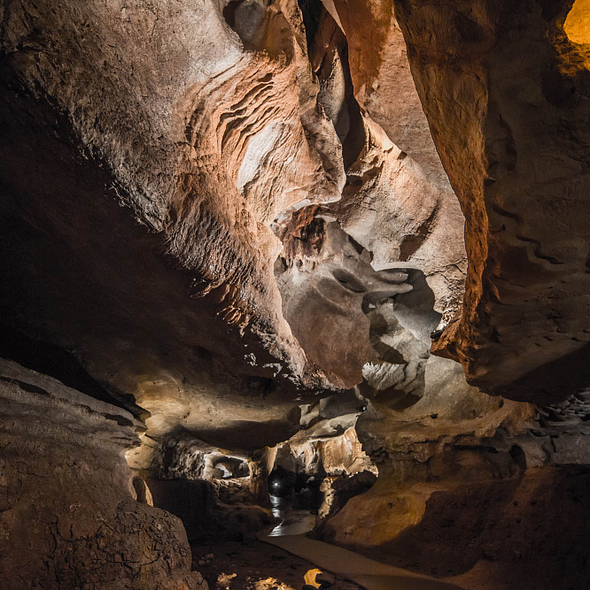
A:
565;0;590;45
312;0;468;320
0;0;340;451
0;2;471;583
3;1;590;590
0;0;468;454
390;0;590;404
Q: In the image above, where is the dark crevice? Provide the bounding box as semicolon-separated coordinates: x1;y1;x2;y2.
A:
298;0;366;169
297;0;324;50
0;323;146;419
0;376;50;396
223;0;268;50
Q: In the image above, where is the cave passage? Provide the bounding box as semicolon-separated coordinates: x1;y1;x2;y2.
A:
3;0;590;589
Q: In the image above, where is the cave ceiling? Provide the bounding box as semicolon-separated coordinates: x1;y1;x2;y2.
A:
1;0;590;451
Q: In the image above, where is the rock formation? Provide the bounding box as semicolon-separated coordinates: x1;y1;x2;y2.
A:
391;0;590;404
2;0;590;589
0;359;205;590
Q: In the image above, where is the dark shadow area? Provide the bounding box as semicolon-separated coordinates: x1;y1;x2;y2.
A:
0;323;145;418
495;342;590;405
297;0;324;49
148;477;275;544
322;466;590;590
196;420;300;452
268;465;325;513
222;0;293;56
223;0;267;49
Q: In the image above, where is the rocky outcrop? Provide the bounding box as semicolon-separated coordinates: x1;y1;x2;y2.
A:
275;219;417;388
317;353;590;589
314;0;468;320
278;427;378;518
0;358;205;590
0;0;352;456
320;465;590;590
389;0;590;404
0;0;470;464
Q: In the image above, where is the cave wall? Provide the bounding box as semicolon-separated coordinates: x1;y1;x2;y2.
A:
320;465;590;590
0;0;349;457
0;358;205;590
4;1;590;589
0;0;474;460
387;0;590;403
317;0;468;320
317;360;590;590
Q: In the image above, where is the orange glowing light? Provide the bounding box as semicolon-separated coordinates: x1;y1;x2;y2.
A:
565;0;590;45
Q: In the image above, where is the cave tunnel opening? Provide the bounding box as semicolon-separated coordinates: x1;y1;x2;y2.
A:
268;465;324;514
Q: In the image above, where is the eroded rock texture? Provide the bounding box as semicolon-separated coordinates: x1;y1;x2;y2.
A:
0;0;350;455
4;0;590;589
313;385;590;590
312;0;468;318
0;0;471;443
390;0;590;404
0;359;205;590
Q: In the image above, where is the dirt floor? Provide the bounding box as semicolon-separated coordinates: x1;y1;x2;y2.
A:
191;539;364;590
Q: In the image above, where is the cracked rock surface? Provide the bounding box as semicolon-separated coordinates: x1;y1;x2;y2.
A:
0;359;205;590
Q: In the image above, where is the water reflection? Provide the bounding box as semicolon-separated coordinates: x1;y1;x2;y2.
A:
268;493;316;536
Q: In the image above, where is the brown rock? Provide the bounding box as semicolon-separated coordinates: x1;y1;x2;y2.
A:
392;0;590;403
0;358;205;590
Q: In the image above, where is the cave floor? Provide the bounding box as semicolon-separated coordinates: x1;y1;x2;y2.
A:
190;507;463;590
261;533;464;590
191;539;363;590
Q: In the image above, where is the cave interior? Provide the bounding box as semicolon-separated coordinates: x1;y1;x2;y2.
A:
2;0;590;589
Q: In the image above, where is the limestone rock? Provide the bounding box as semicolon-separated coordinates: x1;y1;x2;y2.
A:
0;358;205;590
392;0;590;404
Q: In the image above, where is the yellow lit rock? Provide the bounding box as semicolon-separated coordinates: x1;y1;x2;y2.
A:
304;568;323;589
565;0;590;44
